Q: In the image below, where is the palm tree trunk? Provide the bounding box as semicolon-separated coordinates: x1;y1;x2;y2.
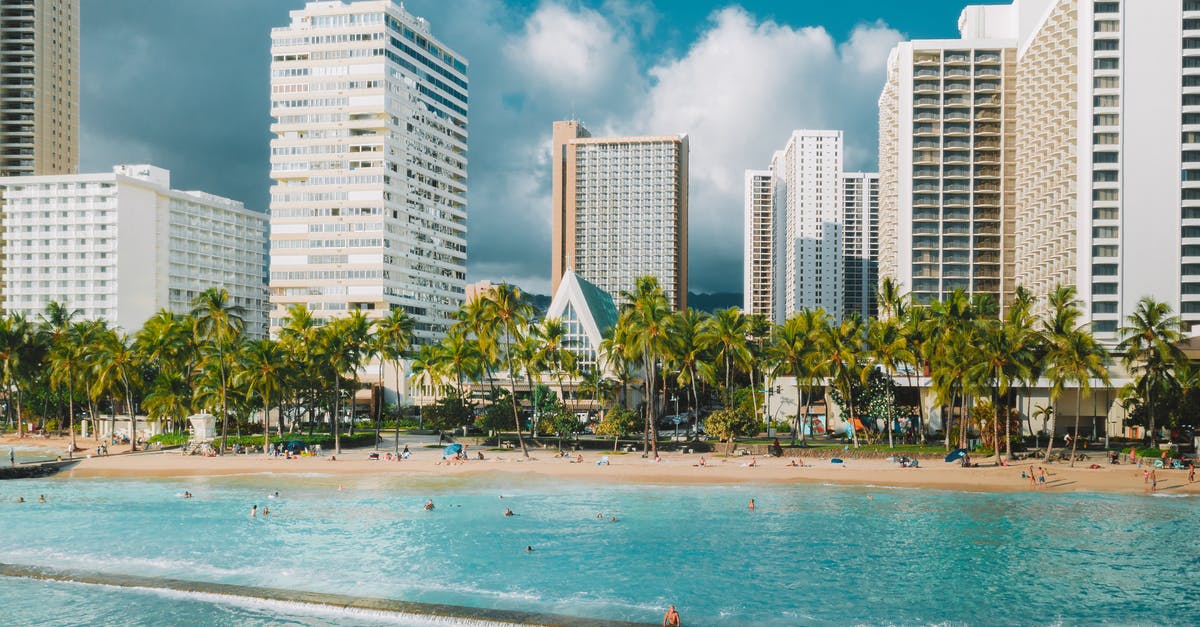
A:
503;329;528;457
796;380;806;446
1070;387;1082;468
263;394;271;456
905;369;926;443
847;380;859;448
992;391;1001;466
394;360;402;454
67;384;75;458
886;375;895;449
1044;400;1057;461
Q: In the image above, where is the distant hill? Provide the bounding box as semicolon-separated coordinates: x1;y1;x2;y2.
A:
687;292;742;313
519;290;742;317
520;292;552;318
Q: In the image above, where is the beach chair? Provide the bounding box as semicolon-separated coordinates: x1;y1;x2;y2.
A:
596;456;610;466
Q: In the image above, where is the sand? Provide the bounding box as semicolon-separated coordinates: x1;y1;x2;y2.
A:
19;434;1191;496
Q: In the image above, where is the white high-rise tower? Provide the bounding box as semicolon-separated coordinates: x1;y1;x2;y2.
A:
268;0;467;343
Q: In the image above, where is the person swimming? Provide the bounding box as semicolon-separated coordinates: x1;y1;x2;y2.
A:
37;495;45;503
250;504;257;518
424;499;435;511
525;545;534;552
183;491;192;499
16;497;24;503
748;498;755;510
262;506;270;516
504;508;514;516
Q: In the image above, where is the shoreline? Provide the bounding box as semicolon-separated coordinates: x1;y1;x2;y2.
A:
26;437;1192;496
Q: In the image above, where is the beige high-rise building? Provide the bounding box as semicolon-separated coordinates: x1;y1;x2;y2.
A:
0;0;77;176
742;169;774;318
551;121;688;310
877;9;1017;311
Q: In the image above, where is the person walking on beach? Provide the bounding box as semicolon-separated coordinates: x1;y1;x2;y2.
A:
8;447;13;467
1037;467;1046;488
1189;463;1195;483
663;604;681;626
1148;469;1158;493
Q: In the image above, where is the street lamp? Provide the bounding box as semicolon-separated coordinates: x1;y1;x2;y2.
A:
670;395;679;440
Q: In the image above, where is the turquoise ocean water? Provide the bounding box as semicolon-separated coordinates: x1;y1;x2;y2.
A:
0;473;1196;625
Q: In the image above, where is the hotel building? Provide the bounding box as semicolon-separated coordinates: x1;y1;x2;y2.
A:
268;0;468;344
744;130;862;323
877;15;1017;311
742;169;774;318
0;165;268;335
843;171;880;320
882;0;1200;337
0;0;77;177
551;120;689;310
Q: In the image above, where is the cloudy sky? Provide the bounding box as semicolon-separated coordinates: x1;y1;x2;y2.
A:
80;0;994;296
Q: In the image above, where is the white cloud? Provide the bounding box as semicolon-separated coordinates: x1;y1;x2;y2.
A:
502;3;644;107
421;2;901;295
627;8;903;292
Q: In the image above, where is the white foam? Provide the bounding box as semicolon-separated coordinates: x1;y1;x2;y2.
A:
47;579;517;626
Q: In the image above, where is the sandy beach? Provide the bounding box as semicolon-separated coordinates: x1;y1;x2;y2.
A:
6;433;1189;495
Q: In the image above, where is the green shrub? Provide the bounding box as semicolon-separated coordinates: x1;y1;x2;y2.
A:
223;432;379;449
148;433;190;447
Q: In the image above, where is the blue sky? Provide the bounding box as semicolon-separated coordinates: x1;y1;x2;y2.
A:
80;0;1004;296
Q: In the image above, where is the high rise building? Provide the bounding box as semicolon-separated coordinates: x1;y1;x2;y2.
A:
268;0;467;344
843;172;879;320
743;131;877;323
0;165;268;334
1014;0;1200;338
882;0;1200;337
776;131;843;321
877;19;1017;311
551;120;689;310
0;0;77;177
742;169;774;318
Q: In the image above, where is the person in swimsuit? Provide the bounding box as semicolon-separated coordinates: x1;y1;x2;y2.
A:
663;604;680;627
424;499;435;511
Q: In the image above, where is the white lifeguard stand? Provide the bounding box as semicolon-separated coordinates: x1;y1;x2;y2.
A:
188;414;217;441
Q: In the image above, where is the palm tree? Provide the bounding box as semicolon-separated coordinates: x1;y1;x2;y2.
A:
822;315;864;448
877;277;906;321
278;304;320;434
236;338;286;455
532;317;578;406
863;317;915;449
968;317;1032;465
93;330;140;451
339;310;375;440
191;288;246;452
1004;286;1042;458
768;309;827;445
0;314;35;437
1045;327;1109;467
1117;297;1184;447
667;308;710;420
619;276;673;455
901;305;930;442
699;307;751;405
482;283;533;457
143;370;191;436
376;307;415;448
47;322;90;455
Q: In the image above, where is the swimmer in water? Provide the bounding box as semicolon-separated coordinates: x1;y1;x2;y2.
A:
525;545;534;552
183;491;192;499
424;499;435;511
16;497;24;503
262;506;270;516
504;508;514;516
748;498;755;510
38;495;45;503
250;504;257;518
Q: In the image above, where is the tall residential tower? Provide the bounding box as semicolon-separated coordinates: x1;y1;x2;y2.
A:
0;0;77;176
842;171;879;320
551;120;689;309
268;0;467;343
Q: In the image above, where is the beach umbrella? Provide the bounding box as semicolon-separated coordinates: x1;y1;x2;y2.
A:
944;448;967;463
443;443;463;456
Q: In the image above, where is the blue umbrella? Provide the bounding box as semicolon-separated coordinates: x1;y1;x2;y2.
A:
944;448;967;463
443;443;463;456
